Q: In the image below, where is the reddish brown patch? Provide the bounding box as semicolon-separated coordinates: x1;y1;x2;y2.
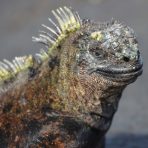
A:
53;139;65;148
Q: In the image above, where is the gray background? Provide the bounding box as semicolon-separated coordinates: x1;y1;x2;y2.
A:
0;0;147;147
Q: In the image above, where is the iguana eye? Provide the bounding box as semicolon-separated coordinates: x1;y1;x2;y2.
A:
91;47;105;59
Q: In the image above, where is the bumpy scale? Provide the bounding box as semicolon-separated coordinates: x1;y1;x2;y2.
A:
0;6;143;148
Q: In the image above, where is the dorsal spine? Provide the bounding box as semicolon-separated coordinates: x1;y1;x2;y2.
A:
0;6;82;83
33;6;82;57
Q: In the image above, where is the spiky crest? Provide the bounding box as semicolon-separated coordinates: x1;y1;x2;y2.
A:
0;56;33;82
0;6;82;83
33;6;82;57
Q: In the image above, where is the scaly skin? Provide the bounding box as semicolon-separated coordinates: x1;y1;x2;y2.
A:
0;7;143;148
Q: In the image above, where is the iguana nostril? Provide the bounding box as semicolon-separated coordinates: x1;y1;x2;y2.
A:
123;56;130;62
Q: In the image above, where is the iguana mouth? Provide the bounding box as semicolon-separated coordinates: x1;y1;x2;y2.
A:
95;55;143;81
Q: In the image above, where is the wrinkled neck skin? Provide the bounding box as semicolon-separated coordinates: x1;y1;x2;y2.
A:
64;74;125;147
0;32;130;147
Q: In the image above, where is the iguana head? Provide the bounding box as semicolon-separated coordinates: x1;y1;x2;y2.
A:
70;20;143;130
75;20;143;83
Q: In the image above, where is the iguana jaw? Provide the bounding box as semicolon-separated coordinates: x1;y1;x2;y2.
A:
95;55;143;81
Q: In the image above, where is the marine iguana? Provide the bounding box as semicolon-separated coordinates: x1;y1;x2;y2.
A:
0;6;143;148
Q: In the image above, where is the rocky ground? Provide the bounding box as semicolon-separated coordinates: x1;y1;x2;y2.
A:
0;0;148;147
